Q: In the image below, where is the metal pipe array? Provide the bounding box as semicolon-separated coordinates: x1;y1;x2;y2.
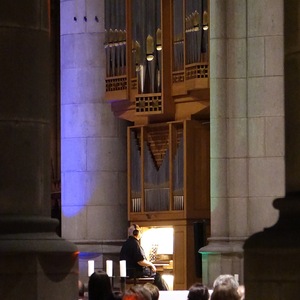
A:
131;0;161;93
173;0;184;71
144;141;170;211
104;0;126;77
105;0;209;79
185;0;202;65
172;135;184;210
130;131;142;212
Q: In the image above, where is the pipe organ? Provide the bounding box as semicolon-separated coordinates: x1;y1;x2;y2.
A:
128;120;209;220
104;0;210;290
104;0;209;122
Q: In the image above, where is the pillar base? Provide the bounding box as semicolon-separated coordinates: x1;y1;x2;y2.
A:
75;240;124;288
200;237;245;287
0;216;78;300
244;192;300;299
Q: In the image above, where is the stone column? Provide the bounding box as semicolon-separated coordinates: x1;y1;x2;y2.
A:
60;0;128;284
244;0;300;298
201;0;248;286
201;0;285;287
0;1;78;299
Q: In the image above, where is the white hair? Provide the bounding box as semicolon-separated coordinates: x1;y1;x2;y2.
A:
213;274;239;290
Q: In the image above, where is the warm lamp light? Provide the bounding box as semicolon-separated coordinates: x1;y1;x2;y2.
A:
156;28;162;51
146;34;154;61
146;54;154;61
193;10;200;31
203;10;209;30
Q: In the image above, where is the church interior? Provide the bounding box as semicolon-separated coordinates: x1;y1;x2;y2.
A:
1;0;300;299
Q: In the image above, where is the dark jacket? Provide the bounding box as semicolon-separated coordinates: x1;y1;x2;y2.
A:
120;236;146;277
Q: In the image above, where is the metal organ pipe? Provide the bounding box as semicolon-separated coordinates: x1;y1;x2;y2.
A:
130;131;142;212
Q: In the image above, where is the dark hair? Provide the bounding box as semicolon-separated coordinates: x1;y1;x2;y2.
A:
143;282;160;300
123;285;152;300
132;224;140;236
187;282;209;300
88;270;114;300
211;284;240;300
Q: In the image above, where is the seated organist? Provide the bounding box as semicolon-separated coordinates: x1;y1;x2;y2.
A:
120;224;168;290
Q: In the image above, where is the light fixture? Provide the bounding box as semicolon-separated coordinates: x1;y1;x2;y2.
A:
156;28;162;51
193;10;200;31
203;10;209;30
146;54;154;61
146;34;154;61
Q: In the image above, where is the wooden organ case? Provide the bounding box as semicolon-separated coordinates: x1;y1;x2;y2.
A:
104;0;210;289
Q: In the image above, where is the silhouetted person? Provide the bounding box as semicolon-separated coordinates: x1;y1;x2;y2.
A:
120;224;168;290
88;270;114;300
143;282;159;300
123;285;152;300
210;284;241;300
187;282;209;300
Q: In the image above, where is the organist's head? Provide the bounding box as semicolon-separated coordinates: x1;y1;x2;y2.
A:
128;223;142;240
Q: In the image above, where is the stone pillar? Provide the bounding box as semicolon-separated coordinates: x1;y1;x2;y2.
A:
244;0;300;298
201;0;285;288
0;1;78;299
60;0;128;284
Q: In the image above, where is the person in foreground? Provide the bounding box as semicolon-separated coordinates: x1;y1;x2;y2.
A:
120;224;168;290
143;282;160;300
187;282;209;300
213;274;239;291
211;274;243;300
123;285;152;300
88;270;115;300
210;284;241;300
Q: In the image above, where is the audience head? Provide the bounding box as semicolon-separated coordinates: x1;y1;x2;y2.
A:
88;270;114;300
210;284;240;300
213;274;239;291
187;282;209;300
122;285;152;300
143;282;160;300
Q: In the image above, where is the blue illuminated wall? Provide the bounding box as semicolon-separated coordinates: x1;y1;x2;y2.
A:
60;0;128;283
